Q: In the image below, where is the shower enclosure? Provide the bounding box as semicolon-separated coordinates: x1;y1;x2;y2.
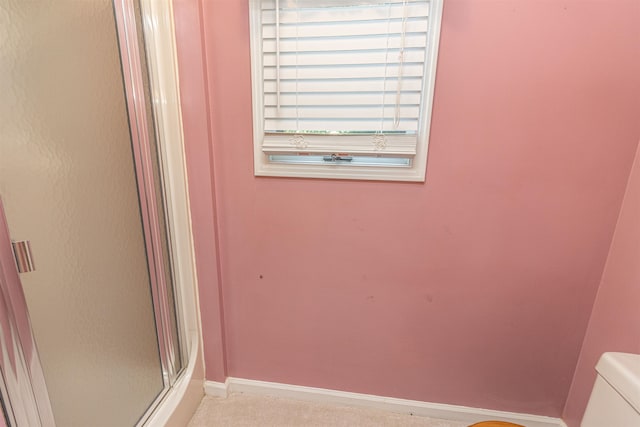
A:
0;0;199;425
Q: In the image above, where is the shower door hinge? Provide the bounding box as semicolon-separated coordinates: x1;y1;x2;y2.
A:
12;240;36;273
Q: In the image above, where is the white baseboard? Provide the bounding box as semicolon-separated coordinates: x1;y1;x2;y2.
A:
203;379;228;398
204;378;566;427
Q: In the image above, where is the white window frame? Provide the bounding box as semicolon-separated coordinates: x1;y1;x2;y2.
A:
249;0;443;182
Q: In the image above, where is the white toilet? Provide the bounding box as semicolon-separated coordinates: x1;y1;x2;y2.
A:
582;352;640;426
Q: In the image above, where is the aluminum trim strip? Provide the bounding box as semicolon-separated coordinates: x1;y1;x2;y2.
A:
0;199;56;427
113;0;179;389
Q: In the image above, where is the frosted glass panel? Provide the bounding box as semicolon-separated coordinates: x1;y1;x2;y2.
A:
0;0;164;425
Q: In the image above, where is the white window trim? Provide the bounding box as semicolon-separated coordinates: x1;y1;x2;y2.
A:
249;0;443;182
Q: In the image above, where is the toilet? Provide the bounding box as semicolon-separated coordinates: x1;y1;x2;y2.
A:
581;352;640;426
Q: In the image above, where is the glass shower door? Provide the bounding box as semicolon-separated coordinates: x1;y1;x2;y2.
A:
0;0;180;425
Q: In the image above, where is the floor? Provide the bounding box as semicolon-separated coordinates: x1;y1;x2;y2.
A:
188;394;470;427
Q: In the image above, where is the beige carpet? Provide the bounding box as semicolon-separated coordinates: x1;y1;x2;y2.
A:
188;394;470;427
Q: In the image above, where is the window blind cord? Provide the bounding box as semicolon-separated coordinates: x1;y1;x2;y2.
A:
378;2;393;136
275;0;280;110
294;2;300;133
394;0;409;129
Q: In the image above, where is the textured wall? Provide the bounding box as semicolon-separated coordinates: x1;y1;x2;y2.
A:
0;1;162;425
562;145;640;426
174;0;640;417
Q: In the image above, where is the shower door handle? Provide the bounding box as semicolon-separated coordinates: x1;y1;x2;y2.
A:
12;240;36;273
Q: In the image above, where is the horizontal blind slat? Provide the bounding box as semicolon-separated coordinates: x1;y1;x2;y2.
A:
262;3;428;25
265;105;420;120
262;19;427;39
263;63;425;80
262;0;427;10
264;118;419;133
260;0;428;9
263;48;425;67
262;133;418;156
263;33;428;53
264;77;424;93
264;92;422;106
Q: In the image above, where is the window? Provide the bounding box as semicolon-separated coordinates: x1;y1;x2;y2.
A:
249;0;443;181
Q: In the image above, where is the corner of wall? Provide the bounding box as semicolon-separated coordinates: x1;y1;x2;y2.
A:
172;0;228;383
561;139;640;426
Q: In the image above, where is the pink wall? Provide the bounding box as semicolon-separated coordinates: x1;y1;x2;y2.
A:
562;145;640;426
174;0;640;418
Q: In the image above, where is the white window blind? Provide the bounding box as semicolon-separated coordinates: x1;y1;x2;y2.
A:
258;0;432;157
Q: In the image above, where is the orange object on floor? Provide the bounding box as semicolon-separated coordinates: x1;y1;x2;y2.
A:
468;422;526;427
